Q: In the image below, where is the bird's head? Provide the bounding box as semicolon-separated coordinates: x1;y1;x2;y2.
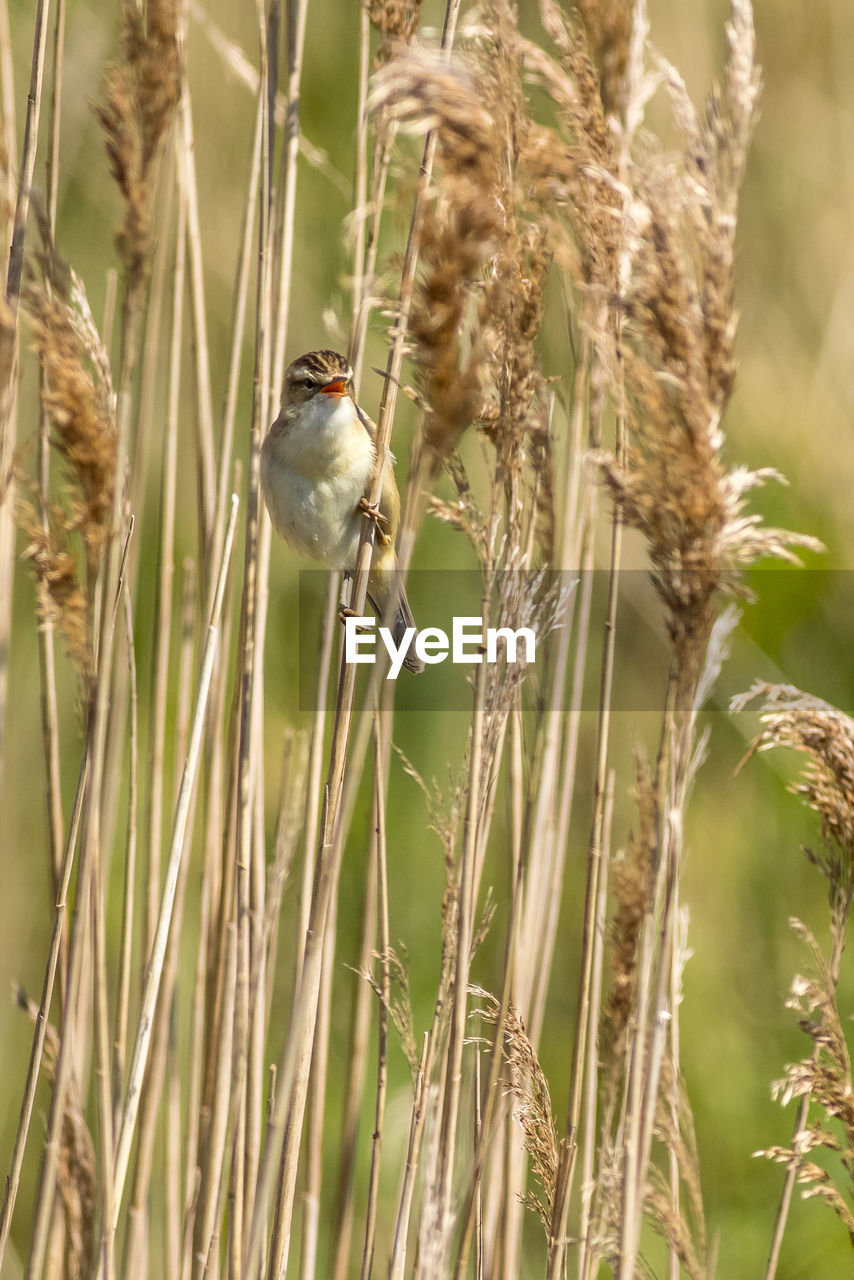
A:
283;350;354;406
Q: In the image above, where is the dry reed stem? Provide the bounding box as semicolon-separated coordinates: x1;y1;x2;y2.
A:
0;748;88;1271
210;92;264;620
180;727;214;1277
144;142;186;1005
26;717;101;1280
91;501;131;1280
113;564;139;1106
578;769;614;1276
473;1045;483;1280
23;237;122;1280
248;700;268;1267
296;573;339;992
389;1034;443;1280
30;0;67;934
110;493;239;1235
243;6;312;1254
269;0;308;398
230;16;275;1268
130;153;171;545
192;685;240;1273
193;919;238;1277
2;0;49;324
348;2;373;385
165;1014;181;1280
438;642;490;1272
45;0;64;231
14;985;96;1280
329;752;378;1280
177;86;215;549
542;0;642;1255
548;414;626;1278
297;887;337;1280
244;6;463;1274
91;822;116;1280
359;713;393;1280
229;23;274;1278
0;0;15;193
123;566;202;1280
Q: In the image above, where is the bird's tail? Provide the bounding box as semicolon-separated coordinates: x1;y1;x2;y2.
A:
368;573;425;674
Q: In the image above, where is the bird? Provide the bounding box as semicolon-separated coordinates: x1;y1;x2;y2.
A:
261;348;425;674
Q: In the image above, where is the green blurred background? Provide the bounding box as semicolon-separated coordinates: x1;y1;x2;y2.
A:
2;0;854;1275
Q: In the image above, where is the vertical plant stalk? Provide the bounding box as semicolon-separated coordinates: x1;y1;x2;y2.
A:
251;8;309;1195
184;95;264;1268
474;1048;483;1280
177;87;215;552
145;137;187;983
620;700;679;1277
306;10;402;1254
231;8;273;1266
578;770;613;1278
2;0;50;318
121;569;203;1280
388;1032;434;1280
269;0;307;393
297;883;337;1280
179;77;263;1265
448;659;507;1278
114;565;140;1104
438;645;487;1247
245;4;463;1274
547;399;626;1280
0;746;89;1272
0;0;51;867
359;712;392;1280
329;815;378;1280
527;355;599;1046
29;260;134;1280
94;529;136;1278
33;0;67;915
193;919;239;1279
348;1;372;382
27;708;102;1279
210;89;264;617
110;494;239;1235
92;805;117;1280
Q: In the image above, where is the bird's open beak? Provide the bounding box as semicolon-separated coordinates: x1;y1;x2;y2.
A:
320;379;348;398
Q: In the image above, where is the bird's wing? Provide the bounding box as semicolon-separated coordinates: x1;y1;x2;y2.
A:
354;402;377;442
354;403;400;533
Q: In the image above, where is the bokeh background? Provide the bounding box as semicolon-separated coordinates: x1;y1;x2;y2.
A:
1;0;854;1275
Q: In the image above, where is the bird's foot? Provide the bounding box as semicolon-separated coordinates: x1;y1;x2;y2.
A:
358;497;391;545
338;604;370;632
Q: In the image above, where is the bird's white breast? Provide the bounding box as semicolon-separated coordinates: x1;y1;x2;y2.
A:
261;395;375;570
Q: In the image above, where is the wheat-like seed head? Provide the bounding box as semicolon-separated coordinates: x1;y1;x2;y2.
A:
94;0;181;289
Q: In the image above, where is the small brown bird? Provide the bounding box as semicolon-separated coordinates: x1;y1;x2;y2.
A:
261;349;424;673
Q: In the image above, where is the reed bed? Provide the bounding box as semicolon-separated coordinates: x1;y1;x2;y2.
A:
0;0;850;1277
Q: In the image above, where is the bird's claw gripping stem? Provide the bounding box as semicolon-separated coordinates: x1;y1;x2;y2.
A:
358;496;391;545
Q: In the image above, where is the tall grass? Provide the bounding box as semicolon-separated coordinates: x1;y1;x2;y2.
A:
0;0;850;1277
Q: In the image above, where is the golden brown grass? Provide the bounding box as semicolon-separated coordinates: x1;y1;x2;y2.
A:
0;1;847;1278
